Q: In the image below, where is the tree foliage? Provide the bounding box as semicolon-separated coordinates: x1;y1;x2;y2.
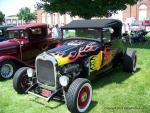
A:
0;11;5;23
37;0;139;19
17;7;37;23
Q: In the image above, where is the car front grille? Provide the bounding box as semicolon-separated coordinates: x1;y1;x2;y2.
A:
36;59;56;87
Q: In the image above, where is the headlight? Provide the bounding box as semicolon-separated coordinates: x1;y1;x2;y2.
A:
27;68;35;77
59;76;69;87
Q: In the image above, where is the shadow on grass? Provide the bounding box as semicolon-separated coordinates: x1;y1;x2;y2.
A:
86;101;98;113
0;78;12;82
92;66;140;90
30;97;64;109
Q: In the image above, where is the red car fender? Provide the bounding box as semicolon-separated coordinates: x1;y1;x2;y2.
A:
0;55;34;68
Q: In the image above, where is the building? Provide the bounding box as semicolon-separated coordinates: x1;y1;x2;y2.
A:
5;15;21;25
36;9;124;27
5;15;36;26
36;9;81;27
123;0;150;21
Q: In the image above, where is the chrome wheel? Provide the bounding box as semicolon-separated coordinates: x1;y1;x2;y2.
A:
1;64;14;79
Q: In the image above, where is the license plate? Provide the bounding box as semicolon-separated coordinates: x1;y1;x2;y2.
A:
41;89;52;97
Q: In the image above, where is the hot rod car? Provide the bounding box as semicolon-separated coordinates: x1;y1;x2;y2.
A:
13;19;137;113
0;23;60;80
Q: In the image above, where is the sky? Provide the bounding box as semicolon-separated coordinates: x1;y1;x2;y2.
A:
0;0;40;16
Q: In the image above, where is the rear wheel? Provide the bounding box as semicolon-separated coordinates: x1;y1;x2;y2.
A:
66;78;92;113
123;53;137;73
0;61;16;80
13;67;30;94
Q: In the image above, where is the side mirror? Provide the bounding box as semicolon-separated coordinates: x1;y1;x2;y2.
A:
109;28;114;34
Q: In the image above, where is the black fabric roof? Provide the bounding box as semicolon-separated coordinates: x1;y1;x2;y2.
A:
61;19;122;29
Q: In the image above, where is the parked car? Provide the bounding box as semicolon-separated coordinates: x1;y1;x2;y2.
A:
130;30;148;43
0;23;61;80
13;19;137;113
0;25;13;41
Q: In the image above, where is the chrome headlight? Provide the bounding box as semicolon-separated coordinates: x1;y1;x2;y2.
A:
59;76;69;87
27;68;35;78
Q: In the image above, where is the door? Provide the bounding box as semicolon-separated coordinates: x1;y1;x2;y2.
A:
21;27;48;64
102;28;113;66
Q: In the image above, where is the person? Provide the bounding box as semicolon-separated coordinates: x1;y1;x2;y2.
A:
122;31;130;43
126;23;131;33
51;24;61;38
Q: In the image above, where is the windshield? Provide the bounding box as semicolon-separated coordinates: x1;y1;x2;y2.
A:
8;30;28;39
63;29;102;41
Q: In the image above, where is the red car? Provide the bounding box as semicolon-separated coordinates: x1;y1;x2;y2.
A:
0;23;60;80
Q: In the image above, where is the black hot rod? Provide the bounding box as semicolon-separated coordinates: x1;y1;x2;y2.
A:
13;19;137;113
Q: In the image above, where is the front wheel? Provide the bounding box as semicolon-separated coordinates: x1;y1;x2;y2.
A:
13;67;30;94
0;61;16;80
66;78;92;113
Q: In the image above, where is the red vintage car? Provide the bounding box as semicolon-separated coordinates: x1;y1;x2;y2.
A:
0;23;61;80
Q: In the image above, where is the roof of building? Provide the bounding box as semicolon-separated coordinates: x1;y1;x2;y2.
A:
61;19;122;29
7;23;47;31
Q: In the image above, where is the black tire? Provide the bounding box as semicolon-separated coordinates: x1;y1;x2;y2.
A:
0;60;16;80
66;78;92;113
123;54;137;73
13;67;30;94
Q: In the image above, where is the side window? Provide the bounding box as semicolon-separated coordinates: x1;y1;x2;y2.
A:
31;28;42;35
20;30;28;39
102;29;111;43
9;31;20;39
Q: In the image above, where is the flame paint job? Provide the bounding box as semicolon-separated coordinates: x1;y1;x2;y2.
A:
89;51;103;72
47;40;103;66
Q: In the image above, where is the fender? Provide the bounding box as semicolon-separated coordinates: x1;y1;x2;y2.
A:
0;55;34;68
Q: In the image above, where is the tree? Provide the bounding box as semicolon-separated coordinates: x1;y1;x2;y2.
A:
17;7;37;23
37;0;139;19
0;11;5;24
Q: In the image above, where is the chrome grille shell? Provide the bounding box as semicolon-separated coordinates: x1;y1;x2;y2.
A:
35;52;57;91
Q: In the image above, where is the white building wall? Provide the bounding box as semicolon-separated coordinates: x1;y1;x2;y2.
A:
5;16;20;25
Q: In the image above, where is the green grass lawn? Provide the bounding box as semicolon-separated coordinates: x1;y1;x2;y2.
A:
0;43;150;113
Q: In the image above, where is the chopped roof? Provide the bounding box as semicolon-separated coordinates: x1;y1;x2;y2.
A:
61;19;122;29
7;23;47;31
